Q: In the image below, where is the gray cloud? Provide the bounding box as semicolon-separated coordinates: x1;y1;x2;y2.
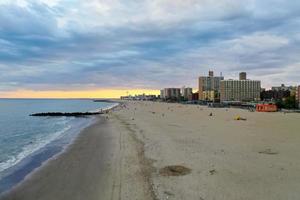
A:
0;0;300;92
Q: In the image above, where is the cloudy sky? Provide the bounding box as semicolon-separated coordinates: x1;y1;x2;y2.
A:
0;0;300;97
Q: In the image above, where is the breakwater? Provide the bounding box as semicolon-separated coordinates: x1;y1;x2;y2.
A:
30;112;103;117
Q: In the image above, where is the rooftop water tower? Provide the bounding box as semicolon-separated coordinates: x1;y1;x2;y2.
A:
239;72;247;80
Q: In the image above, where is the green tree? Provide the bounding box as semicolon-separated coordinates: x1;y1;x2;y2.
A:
284;95;296;109
275;99;284;109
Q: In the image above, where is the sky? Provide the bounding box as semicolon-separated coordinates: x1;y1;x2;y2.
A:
0;0;300;98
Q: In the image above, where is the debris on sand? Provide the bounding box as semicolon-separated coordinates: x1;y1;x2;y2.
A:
234;116;247;121
209;113;213;116
164;191;174;196
209;169;217;175
159;165;191;176
259;149;279;155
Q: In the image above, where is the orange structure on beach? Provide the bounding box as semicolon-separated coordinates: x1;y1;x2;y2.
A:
256;104;278;112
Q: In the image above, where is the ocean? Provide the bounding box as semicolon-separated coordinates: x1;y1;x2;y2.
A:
0;99;117;193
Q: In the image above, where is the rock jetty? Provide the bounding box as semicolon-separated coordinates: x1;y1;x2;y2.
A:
30;112;103;117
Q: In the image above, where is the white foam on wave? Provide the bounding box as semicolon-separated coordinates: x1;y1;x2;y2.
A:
0;103;119;175
0;123;72;174
91;103;119;113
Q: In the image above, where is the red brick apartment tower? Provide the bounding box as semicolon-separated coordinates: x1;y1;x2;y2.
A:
297;86;300;108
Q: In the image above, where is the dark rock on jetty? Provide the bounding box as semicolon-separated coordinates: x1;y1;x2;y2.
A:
93;99;115;103
30;112;103;117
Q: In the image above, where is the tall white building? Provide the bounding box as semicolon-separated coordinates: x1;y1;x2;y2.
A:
181;87;193;100
160;88;181;100
160;89;165;99
220;73;261;102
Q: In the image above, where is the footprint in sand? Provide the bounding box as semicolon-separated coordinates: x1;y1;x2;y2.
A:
258;149;279;155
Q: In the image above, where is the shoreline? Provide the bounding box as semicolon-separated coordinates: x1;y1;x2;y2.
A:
1;101;154;200
0;117;97;195
2;101;300;200
0;116;108;200
0;103;119;196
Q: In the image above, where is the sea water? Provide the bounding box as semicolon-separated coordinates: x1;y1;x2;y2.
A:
0;99;117;193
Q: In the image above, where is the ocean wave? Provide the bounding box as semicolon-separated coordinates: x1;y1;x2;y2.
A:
0;124;72;174
90;103;119;113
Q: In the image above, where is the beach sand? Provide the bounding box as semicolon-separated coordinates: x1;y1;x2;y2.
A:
1;113;154;200
2;101;300;200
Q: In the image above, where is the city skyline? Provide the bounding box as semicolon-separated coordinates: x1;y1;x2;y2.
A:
1;0;300;98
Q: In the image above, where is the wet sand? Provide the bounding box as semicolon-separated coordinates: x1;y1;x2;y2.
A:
2;101;300;200
1;113;154;200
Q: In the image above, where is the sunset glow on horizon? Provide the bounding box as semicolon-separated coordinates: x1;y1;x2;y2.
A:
0;89;160;99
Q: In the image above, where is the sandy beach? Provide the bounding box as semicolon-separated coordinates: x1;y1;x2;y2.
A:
2;101;300;200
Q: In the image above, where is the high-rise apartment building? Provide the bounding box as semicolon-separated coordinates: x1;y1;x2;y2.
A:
296;85;300;108
198;71;224;101
181;87;193;100
202;90;216;101
220;73;261;102
160;89;165;99
160;88;181;100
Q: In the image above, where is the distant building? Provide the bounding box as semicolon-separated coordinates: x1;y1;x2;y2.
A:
161;88;181;101
160;89;165;99
188;92;199;101
272;84;296;92
121;94;157;101
198;70;224;101
181;87;193;100
289;86;298;97
136;94;157;101
220;73;261;102
202;90;216;101
260;89;290;101
297;86;300;108
239;72;247;80
120;95;132;100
